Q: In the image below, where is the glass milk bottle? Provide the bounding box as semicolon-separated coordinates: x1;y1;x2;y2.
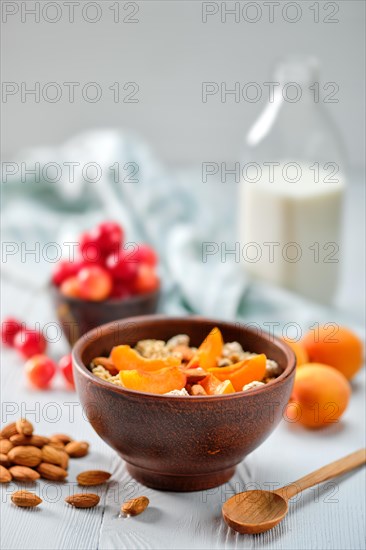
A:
239;57;346;304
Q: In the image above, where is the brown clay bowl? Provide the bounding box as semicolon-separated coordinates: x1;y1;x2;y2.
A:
72;315;296;492
51;284;160;346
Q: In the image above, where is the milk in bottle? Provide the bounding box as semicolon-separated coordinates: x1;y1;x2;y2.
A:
239;58;346;304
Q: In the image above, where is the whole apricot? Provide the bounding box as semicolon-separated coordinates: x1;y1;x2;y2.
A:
283;338;309;367
302;325;363;379
286;363;351;429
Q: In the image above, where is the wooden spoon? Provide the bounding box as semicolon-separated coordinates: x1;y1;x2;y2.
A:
222;448;366;535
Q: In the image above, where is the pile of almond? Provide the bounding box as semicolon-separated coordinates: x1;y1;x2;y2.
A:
1;418;103;509
0;418;88;484
1;418;149;515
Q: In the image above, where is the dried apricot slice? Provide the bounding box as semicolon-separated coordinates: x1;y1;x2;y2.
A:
199;373;222;395
119;366;186;394
187;328;223;370
208;354;266;391
214;380;235;395
111;345;180;372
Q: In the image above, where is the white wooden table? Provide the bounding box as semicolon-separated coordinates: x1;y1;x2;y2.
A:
1;287;365;549
1;178;365;549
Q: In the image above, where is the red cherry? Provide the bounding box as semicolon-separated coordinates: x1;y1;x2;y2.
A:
110;280;132;299
134;244;158;267
105;251;138;282
60;276;82;299
1;317;23;347
79;230;103;263
79;222;123;262
74;259;96;271
133;264;160;294
52;260;79;286
58;354;74;387
77;266;113;301
97;221;123;255
25;354;56;389
14;329;47;358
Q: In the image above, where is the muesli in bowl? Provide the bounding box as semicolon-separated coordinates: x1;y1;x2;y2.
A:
90;327;284;396
73;316;296;490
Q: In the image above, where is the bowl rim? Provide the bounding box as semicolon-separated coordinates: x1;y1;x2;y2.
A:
72;314;296;401
50;282;160;305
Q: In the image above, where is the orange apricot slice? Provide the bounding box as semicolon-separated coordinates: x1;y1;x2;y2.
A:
111;345;180;372
208;354;267;391
187;327;224;370
119;366;186;395
214;380;235;395
199;373;222;395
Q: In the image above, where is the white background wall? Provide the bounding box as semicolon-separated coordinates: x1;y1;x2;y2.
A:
1;0;365;168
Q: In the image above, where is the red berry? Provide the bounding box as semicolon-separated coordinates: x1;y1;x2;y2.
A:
79;222;123;262
110;280;132;299
52;260;79;286
14;329;47;358
97;221;123;256
105;251;138;282
134;244;158;267
74;259;96;271
25;354;56;389
133;264;160;294
1;317;23;347
77;266;113;301
79;230;103;263
58;354;74;387
60;276;82;299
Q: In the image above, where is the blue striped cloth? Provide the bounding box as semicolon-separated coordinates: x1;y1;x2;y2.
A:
2;130;362;338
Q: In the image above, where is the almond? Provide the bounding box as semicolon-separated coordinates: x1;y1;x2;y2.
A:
48;440;65;450
91;357;118;375
65;441;89;458
173;344;195;362
181;368;207;384
37;462;68;481
191;384;207;396
0;422;18;439
9;466;40;482
11;490;42;508
8;446;42;467
50;433;73;445
77;470;111;486
60;452;69;470
0;439;13;454
121;496;149;516
0;453;11;468
15;418;34;436
0;465;12;483
10;434;50;448
42;445;69;469
65;493;100;508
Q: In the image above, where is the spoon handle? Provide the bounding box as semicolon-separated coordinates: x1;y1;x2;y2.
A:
276;448;366;500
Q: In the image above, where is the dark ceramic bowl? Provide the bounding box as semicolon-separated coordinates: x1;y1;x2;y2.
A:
51;284;160;346
72;315;296;492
